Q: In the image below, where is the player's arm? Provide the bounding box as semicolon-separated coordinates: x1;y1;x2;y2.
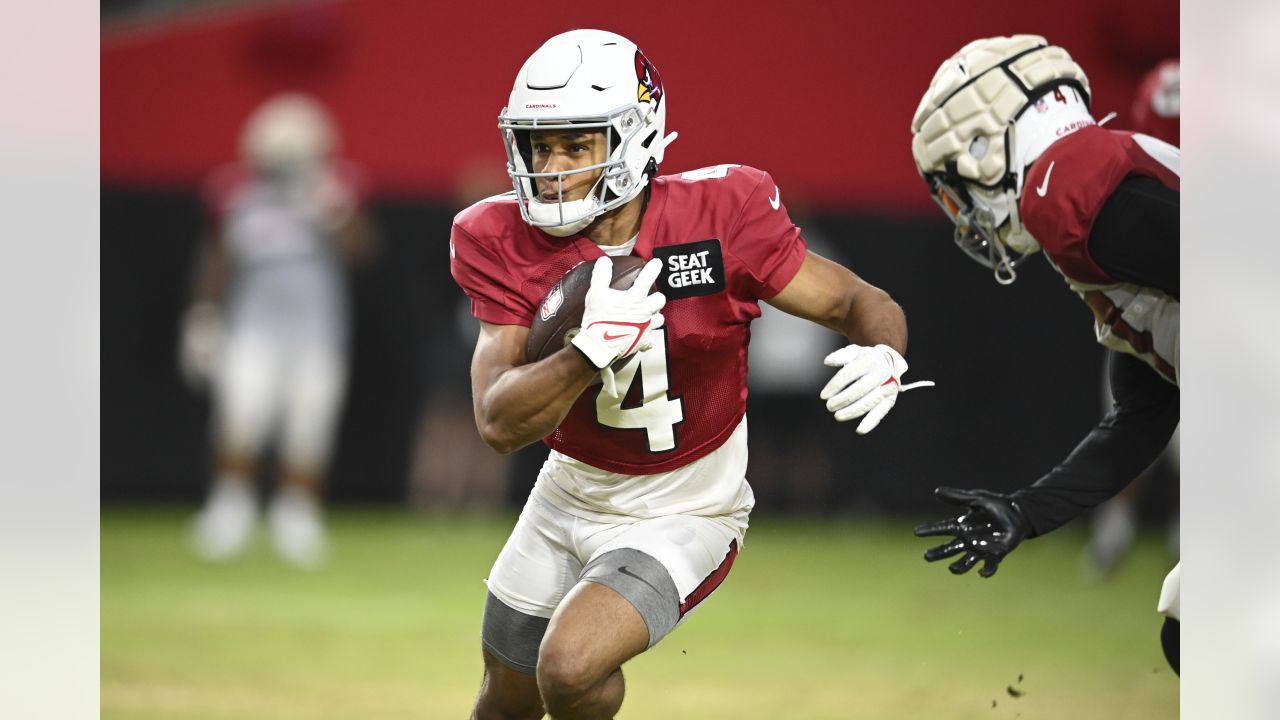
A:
1011;351;1179;534
178;228;230;387
766;250;907;353
470;321;598;455
470;257;666;453
766;251;929;434
334;211;378;266
316;165;378;267
190;227;230;305
915;351;1178;577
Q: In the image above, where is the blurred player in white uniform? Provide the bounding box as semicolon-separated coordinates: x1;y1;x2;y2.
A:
182;93;371;567
907;37;1181;672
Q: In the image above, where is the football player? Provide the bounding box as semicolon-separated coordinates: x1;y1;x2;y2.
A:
451;29;931;719
1132;58;1179;146
907;36;1180;673
1081;56;1181;581
184;93;372;568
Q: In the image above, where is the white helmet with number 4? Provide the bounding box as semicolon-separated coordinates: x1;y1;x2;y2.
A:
911;35;1093;284
500;29;678;237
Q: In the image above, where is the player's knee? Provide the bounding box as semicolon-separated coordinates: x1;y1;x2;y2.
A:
535;640;598;703
535;625;614;702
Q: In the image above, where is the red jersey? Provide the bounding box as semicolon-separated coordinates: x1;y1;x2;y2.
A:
1020;126;1179;286
1020;127;1181;384
450;164;807;474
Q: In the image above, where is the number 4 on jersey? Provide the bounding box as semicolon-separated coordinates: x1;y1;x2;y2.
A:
595;329;684;452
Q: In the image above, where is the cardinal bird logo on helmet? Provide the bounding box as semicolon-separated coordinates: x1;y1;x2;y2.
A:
635;50;663;108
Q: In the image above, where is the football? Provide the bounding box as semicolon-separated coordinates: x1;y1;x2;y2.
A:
526;255;650;364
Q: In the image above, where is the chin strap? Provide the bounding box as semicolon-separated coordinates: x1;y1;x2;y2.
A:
993;257;1018;286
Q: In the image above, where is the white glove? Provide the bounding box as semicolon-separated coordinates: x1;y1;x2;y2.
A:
820;343;934;435
179;302;223;388
571;257;666;395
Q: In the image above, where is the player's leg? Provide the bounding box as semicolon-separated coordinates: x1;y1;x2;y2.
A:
536;514;744;718
535;580;650;719
475;494;580;720
193;332;278;560
1157;562;1180;674
1081;481;1142;581
474;596;548;720
271;344;347;567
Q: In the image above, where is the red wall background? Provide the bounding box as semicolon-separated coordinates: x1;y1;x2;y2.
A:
102;0;1177;212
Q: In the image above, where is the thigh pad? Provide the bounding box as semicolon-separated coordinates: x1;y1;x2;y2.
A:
481;591;548;675
580;547;680;648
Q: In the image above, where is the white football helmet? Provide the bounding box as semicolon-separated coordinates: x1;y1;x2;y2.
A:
499;29;678;237
241;93;337;176
911;35;1093;284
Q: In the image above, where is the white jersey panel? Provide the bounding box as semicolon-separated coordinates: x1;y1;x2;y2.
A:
535;416;754;521
1050;256;1180;386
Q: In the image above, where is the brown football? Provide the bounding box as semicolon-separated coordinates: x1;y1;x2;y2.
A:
526;255;650;364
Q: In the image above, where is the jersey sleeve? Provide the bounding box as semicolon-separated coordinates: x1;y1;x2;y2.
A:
1020;128;1129;286
1087;174;1180;299
722;170;807;300
449;221;532;327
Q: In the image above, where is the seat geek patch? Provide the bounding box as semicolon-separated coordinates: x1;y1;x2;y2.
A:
653;239;725;299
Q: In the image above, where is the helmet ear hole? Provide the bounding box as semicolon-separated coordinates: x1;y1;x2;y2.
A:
640;130;657;149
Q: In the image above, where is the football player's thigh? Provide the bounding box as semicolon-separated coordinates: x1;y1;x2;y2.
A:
571;514;744;653
483;493;581;677
279;344;347;470
215;332;281;457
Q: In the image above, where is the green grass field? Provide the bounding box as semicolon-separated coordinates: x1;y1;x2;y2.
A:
102;508;1177;719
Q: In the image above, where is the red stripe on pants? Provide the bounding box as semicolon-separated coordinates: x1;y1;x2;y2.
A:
678;539;739;617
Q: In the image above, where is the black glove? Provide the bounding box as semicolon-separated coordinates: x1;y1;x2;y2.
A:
913;487;1033;578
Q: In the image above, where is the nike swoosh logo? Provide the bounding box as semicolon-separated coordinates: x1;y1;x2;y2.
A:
768;185;781;210
1035;161;1055;197
618;566;664;595
602;331;633;341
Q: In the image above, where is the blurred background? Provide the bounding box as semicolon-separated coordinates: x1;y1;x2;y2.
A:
100;1;1181;718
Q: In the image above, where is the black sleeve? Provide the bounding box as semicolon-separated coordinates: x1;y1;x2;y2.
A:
1088;174;1180;299
1011;351;1179;537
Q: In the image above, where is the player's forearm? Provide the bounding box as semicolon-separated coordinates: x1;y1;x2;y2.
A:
1012;401;1179;536
840;286;907;355
335;213;378;266
475;348;598;454
190;232;230;305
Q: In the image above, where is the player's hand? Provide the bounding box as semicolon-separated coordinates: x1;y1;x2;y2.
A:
571;257;666;392
179;302;223;389
820;344;933;434
913;487;1032;578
